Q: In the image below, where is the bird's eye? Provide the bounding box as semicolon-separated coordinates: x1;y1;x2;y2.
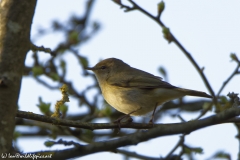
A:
100;66;106;70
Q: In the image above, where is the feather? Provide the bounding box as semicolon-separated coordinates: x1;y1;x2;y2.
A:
107;67;177;89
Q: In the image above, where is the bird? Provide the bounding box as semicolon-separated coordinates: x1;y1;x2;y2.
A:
86;58;212;123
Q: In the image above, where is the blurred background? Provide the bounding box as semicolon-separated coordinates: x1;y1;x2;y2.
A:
16;0;240;159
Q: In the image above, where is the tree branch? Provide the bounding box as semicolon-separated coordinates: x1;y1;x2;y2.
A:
217;62;240;97
27;105;240;159
17;102;240;130
116;149;160;160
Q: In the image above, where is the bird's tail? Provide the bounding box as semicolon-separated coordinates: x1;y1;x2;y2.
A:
177;88;212;98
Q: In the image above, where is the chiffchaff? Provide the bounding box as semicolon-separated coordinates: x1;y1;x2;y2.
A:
86;58;212;123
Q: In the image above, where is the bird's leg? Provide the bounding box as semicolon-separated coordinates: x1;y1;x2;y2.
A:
114;107;141;129
149;104;157;125
114;109;137;123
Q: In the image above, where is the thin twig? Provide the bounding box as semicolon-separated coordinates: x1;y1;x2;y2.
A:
217;63;240;97
194;102;213;120
122;0;215;98
116;149;160;160
165;135;185;159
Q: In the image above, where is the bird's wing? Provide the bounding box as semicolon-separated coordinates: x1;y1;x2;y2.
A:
107;68;177;89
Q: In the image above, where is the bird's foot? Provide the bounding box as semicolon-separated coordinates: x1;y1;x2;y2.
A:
114;115;133;132
148;118;154;127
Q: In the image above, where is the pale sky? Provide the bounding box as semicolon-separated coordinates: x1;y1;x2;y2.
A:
18;0;240;159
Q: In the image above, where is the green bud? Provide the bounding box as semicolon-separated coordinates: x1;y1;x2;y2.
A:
68;30;79;44
32;66;44;77
44;141;55;147
213;151;231;159
230;53;239;62
162;27;172;43
158;66;167;79
192;147;203;154
37;97;51;115
157;1;165;16
162;27;170;35
60;60;66;69
79;56;89;68
60;104;68;115
49;73;60;81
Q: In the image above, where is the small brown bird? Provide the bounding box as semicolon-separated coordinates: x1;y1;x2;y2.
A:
86;58;212;123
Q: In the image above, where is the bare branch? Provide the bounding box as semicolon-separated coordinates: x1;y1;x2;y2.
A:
217;63;240;97
26;105;240;159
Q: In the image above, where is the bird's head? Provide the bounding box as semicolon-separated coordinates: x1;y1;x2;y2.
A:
86;58;129;82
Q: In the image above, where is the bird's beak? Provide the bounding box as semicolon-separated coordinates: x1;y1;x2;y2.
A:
85;67;96;71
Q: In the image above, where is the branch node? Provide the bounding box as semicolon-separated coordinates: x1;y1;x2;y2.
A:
0;76;10;87
227;92;240;107
30;43;55;56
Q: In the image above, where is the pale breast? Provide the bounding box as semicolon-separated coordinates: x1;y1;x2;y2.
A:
101;84;158;116
102;84;131;114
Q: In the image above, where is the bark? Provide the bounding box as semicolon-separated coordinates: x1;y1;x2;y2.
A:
0;0;36;153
